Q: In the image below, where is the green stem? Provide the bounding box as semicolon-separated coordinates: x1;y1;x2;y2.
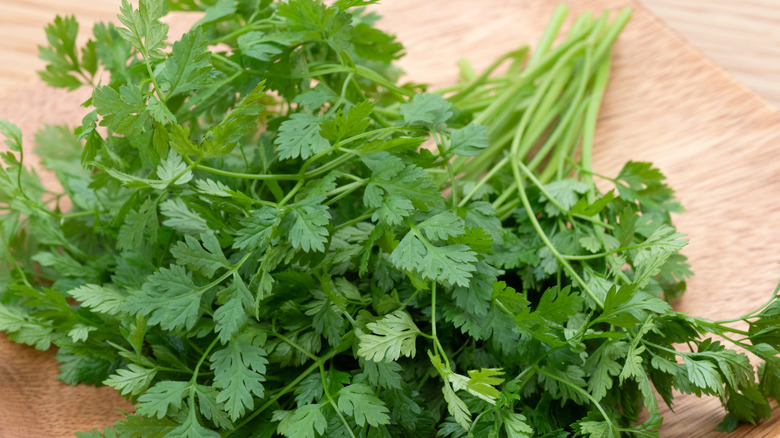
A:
277;180;303;207
320;363;358;438
138;44;166;103
344;126;410;147
454;38;590;180
304;154;353;179
333;211;375;231
535;366;617;435
516;159;568;212
593;8;633;66
211;52;243;72
186;339;205;356
157;365;198;375
300;126;408;180
469;13;595;130
527;48;593;176
212;22;280;44
527;4;570;66
715;279;780;324
401;287;424;308
431;130;457;208
562;238;682;261
459;155;509;207
541;99;588;184
59;210;96;220
641;339;682;355
324;180;366;206
510;159;603;308
226;334;353;435
429;282;451;370
190;337;220;383
200;252;253;293
354;65;415;97
183;156;299;181
269;331;319;362
690;319;751;338
10;258;33;287
514;42;589;163
446;47;529;103
580;54;612;200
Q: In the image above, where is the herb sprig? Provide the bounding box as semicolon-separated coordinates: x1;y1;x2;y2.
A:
2;1;780;437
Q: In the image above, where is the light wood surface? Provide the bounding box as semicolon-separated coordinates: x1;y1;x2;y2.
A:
0;0;120;91
640;0;780;108
2;0;780;107
2;0;780;436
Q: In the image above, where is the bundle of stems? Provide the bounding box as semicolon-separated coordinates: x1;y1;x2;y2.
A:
443;7;631;220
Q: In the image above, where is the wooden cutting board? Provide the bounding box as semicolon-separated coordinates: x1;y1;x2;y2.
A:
2;0;780;436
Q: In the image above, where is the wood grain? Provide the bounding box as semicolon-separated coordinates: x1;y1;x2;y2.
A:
2;0;779;108
0;336;132;437
2;0;780;436
0;0;120;91
640;0;780;108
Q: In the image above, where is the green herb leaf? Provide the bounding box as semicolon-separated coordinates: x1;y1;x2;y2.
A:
275;113;330;160
400;93;453;127
171;234;230;278
161;27;212;98
126;265;206;332
358;310;421;362
284;197;331;252
136;380;189;419
104;364;158;397
336;383;391;427
209;330;268;420
274;404;327;438
449;124;488;156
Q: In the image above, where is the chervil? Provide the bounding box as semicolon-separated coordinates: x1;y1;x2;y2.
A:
1;1;779;437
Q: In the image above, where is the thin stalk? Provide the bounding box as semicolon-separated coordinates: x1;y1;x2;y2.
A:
541;99;588;183
333;211;374;231
190;337;220;383
320;363;358;438
510;158;603;308
593;8;632;66
226;334;354;436
535;366;618;436
354;65;415;97
212;22;280;44
515;41;589;161
527;4;570;66
432;130;458;208
459;155;509;207
580;55;612;201
324;180;366;206
455;39;591;180
277;180;304;207
269;331;319;362
470;11;596;129
183;156;299;181
200;252;253;293
446;47;529;103
140;49;166;103
523;63;574;142
715;279;780;324
430;282;451;370
526;48;593;174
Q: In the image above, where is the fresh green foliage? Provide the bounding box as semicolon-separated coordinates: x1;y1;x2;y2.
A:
2;1;780;437
357;310;421;362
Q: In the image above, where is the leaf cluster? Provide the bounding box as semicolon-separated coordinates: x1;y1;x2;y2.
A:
2;2;779;438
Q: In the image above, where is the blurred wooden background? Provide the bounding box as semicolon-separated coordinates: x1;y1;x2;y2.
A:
1;0;779;106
